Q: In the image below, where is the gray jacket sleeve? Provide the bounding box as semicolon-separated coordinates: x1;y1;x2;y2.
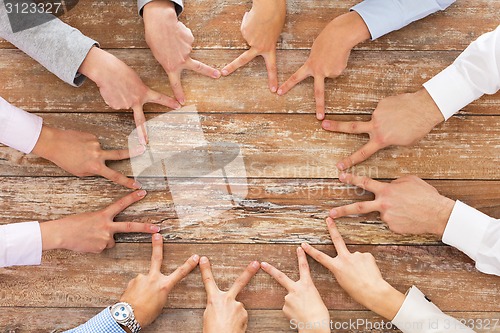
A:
137;0;183;17
0;0;97;86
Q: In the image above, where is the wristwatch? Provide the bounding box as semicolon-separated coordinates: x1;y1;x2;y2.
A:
109;302;142;333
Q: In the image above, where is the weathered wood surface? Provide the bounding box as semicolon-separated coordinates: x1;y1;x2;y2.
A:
0;177;498;245
0;0;498;51
1;49;499;115
0;113;498;180
1;308;499;333
0;244;498;311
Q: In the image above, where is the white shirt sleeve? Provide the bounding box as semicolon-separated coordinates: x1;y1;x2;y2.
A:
0;221;43;267
0;96;43;154
423;25;500;120
351;0;455;40
392;286;475;333
442;201;500;276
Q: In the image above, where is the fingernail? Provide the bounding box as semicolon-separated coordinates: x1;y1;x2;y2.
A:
301;243;310;249
339;173;347;181
317;113;324;121
330;209;338;217
178;99;185;106
326;217;334;225
322;121;330;129
200;256;208;264
297;247;302;253
271;86;277;93
175;103;182;110
192;254;200;262
133;181;143;190
151;225;161;232
337;163;346;171
213;70;221;78
137;189;147;197
139;135;147;146
277;89;283;95
221;69;229;76
261;262;269;268
154;233;162;240
251;261;260;268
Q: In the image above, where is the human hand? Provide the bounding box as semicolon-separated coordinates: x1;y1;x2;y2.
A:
278;12;370;120
201;257;260;333
120;233;200;327
79;46;181;144
322;89;444;170
302;218;405;320
32;125;144;189
330;173;455;237
40;190;159;253
143;1;220;105
221;0;286;93
261;247;330;333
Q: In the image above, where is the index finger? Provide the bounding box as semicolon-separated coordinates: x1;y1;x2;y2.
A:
337;140;381;171
300;243;334;270
185;58;221;79
314;76;326;120
326;217;350;256
199;256;219;298
167;71;185;105
277;64;310;96
163;254;200;289
103;190;147;218
260;261;294;291
221;48;259;76
227;261;260;299
146;89;181;110
99;166;142;190
296;247;312;281
102;145;146;162
132;105;148;146
322;119;372;134
338;173;386;193
149;233;164;273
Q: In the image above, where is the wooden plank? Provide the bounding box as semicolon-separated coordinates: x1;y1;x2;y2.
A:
0;177;498;245
0;113;498;180
1;308;499;332
1;49;499;116
0;244;498;311
0;0;498;51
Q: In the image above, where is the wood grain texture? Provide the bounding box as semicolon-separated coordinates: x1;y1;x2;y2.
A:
1;308;499;333
0;244;498;311
0;113;498;180
0;0;498;50
0;177;498;245
1;49;499;115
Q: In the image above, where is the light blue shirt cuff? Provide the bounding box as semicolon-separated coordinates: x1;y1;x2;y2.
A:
351;0;456;40
63;308;126;333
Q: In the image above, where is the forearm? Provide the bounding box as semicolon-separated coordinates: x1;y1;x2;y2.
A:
63;308;126;333
329;11;371;50
138;0;183;17
351;0;456;40
0;0;97;86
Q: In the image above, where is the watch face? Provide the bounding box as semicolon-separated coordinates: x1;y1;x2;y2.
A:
111;303;132;323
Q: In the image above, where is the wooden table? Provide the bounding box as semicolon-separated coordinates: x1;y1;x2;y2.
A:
1;0;499;332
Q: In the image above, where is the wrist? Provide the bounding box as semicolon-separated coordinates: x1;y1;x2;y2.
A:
143;0;177;19
78;46;112;87
32;125;58;161
414;88;445;127
40;220;64;251
434;196;455;238
331;11;370;50
366;280;405;321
